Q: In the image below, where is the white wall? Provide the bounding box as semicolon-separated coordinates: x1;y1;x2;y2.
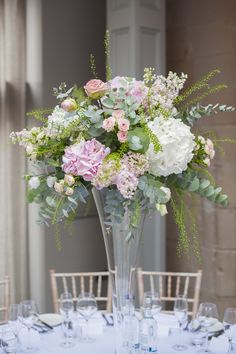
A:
26;0;107;313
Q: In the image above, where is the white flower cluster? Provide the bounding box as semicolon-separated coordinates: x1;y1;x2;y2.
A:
46;106;80;137
146;116;195;177
150;72;188;111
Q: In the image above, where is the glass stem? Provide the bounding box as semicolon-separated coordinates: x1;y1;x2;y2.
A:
86;319;89;341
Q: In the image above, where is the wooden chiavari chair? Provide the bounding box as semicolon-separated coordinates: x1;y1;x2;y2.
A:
49;270;112;313
137;269;202;317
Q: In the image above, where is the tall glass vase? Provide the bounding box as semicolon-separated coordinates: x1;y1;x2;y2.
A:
92;188;146;354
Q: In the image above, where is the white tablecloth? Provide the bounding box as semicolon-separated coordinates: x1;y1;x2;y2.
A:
1;315;236;354
18;327;236;354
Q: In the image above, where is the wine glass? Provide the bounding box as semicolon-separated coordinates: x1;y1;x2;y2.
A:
20;300;38;351
144;291;162;316
8;304;22;349
223;307;236;350
60;292;74;318
189;321;208;353
61;318;76;348
197;302;219;331
76;292;97;342
173;295;188;351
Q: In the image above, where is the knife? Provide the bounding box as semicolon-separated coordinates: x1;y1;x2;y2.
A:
37;319;54;330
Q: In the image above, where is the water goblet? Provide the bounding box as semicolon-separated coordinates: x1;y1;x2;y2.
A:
173;295;188;351
20;300;39;352
189;322;208;354
60;292;74;318
223;307;236;351
197;303;219;331
144;291;162;316
61;319;76;348
76;292;97;342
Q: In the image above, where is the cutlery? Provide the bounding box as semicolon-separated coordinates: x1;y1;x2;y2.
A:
37;319;53;330
102;313;113;326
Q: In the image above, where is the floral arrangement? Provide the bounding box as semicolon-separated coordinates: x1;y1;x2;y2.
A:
10;46;235;254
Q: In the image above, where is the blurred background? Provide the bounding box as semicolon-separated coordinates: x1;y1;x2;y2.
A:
0;0;235;315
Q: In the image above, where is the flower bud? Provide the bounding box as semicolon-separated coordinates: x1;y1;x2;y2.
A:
65;187;74;196
61;98;77;112
64;174;75;186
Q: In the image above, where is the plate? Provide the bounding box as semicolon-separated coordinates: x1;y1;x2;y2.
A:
208;321;224;333
38;313;63;327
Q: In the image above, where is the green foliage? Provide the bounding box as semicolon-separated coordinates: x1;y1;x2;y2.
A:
170;192;190;256
104;30;112;81
177;103;235;126
180;84;227;112
166;169;228;207
143;125;161;152
104;188;125;224
72;86;86;103
174;69;221;106
127;128;150;153
138;175;168;204
27;108;53;123
89;54;98;79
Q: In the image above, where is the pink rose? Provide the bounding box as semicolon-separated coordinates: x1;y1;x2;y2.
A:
117;118;130;132
102;116;116;132
117;131;128;143
62;139;110;181
113;109;125;120
84;79;108;99
61;98;77;112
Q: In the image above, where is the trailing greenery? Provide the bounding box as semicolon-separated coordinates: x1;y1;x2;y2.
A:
166;169;228;207
174;69;221;106
104;30;112;81
177;103;235;126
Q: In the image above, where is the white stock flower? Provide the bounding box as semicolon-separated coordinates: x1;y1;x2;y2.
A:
146;117;195;177
28;176;40;189
47;176;57;188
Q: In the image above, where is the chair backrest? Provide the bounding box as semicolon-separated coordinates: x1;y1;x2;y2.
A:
49;269;112;313
137;268;202;317
0;276;9;324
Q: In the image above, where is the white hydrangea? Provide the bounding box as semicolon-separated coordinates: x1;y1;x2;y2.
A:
146;117;195;177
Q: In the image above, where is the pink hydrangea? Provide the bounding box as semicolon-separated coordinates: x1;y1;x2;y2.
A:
116;168;139;199
121;152;149;176
128;80;148;104
62;139;110;181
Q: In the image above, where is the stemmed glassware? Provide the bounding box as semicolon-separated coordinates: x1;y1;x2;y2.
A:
60;292;74;318
197;302;219;330
20;300;39;351
76;292;97;342
8;304;22;350
144;291;162;316
223;307;236;351
173;295;188;351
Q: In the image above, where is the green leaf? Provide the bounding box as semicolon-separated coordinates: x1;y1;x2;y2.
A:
127;127;150;153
